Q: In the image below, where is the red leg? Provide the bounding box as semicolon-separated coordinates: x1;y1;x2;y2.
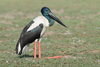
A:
38;41;41;58
34;42;36;58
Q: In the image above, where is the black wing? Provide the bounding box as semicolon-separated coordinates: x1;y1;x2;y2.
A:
20;24;43;45
20;20;34;36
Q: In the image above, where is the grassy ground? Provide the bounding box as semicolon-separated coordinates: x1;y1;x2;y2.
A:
0;0;100;67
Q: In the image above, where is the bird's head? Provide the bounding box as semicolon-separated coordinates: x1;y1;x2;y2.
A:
41;7;67;28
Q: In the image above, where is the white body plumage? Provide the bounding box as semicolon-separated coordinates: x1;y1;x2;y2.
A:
27;16;49;32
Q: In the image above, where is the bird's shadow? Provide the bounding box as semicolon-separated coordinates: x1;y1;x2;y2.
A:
19;54;39;58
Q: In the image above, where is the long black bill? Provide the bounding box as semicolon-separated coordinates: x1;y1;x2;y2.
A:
49;12;67;28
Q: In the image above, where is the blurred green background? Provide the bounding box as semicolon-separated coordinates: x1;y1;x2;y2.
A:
0;0;100;67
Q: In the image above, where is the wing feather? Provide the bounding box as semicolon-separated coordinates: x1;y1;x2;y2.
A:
20;20;34;36
20;24;43;45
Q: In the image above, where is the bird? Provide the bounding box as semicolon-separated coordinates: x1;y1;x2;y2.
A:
15;7;67;58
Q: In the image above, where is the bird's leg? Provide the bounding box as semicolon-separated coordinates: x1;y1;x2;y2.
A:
38;41;41;58
34;42;37;58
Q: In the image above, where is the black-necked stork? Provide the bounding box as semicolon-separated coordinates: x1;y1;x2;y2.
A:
15;7;67;58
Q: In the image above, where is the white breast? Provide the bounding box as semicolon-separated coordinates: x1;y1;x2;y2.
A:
27;16;49;32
